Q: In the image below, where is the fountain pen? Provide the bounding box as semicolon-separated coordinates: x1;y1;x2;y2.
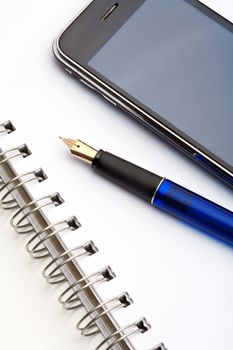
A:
61;138;233;246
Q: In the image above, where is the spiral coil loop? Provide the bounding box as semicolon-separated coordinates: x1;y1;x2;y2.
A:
96;318;151;350
58;267;116;310
42;240;98;284
0;121;15;135
76;292;133;336
10;193;64;234
26;216;81;259
0;174;4;187
0;144;31;165
151;344;167;350
0;169;47;210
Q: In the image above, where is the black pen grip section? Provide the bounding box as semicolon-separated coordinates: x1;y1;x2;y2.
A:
92;151;162;202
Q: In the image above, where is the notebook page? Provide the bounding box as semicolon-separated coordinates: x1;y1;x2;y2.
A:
2;76;232;350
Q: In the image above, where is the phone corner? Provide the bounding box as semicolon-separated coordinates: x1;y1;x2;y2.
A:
52;35;63;63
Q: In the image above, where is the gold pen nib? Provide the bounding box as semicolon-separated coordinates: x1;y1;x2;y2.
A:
61;137;98;164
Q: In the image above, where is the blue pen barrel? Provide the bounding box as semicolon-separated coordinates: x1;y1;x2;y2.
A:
153;179;233;245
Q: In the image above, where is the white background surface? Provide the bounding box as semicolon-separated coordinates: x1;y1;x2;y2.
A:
0;1;233;349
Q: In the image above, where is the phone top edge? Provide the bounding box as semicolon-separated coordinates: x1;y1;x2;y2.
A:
55;0;94;46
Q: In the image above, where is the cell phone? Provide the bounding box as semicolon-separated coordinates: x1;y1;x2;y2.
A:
54;0;233;187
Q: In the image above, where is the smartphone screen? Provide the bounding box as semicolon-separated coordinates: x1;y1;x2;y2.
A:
88;0;233;168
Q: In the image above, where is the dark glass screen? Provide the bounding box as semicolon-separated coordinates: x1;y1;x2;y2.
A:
89;0;233;166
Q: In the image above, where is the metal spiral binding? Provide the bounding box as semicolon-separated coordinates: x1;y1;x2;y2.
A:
0;121;167;350
0;144;31;165
25;216;81;259
96;318;151;350
0;121;16;186
0;169;47;209
76;292;133;336
0;121;15;135
151;344;167;350
42;241;98;283
26;216;81;259
58;267;116;310
11;193;64;234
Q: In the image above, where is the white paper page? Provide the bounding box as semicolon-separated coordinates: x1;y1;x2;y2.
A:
1;0;232;350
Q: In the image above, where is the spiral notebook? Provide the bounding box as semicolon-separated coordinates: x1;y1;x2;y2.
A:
1;120;233;350
0;120;165;350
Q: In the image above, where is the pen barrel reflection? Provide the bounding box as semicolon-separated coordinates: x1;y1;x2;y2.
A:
153;179;233;245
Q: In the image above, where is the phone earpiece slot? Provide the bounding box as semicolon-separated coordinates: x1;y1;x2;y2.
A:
101;3;118;22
